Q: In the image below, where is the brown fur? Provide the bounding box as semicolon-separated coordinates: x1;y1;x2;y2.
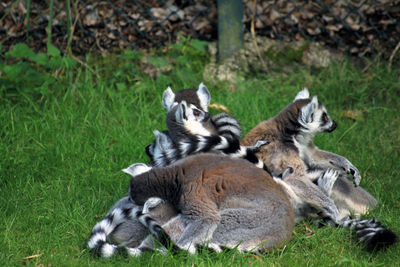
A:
130;154;294;250
242;101;310;176
242;99;377;217
173;89;202;108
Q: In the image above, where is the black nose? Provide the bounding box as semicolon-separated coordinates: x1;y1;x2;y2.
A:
203;112;210;121
326;120;337;133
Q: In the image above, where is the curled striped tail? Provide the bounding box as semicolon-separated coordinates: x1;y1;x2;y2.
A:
87;199;176;258
151;125;271;174
149;112;272;174
87;201;141;258
340;217;398;250
212;113;242;140
126;198;180;257
212;113;272;174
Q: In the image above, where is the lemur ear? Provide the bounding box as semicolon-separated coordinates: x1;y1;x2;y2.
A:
175;101;188;123
153;130;173;150
197;83;210;111
293;88;310;102
162;86;176;111
311;96;318;109
301;96;318;123
122;163;151;177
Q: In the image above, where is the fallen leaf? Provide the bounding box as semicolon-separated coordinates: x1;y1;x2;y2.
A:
22;254;42;261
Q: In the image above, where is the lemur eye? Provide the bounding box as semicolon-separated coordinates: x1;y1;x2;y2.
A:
322;113;328;122
193;109;200;116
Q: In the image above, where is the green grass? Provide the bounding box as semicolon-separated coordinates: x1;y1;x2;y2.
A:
0;41;399;266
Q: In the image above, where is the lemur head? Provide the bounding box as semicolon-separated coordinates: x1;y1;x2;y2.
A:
146;83;214;160
274;88;337;145
162;83;210;112
293;88;337;135
164;83;216;140
293;88;337;136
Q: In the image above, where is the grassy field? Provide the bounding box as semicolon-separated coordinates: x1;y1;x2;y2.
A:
1;41;399;266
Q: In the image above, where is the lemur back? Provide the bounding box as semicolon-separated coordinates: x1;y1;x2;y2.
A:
129;154;295;254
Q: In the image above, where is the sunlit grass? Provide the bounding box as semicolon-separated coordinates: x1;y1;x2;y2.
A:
0;42;399;266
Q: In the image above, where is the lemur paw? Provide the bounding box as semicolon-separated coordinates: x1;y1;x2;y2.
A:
345;166;361;186
127;247;142;257
342;160;361;186
178;243;197;255
208;243;222;253
318;169;339;196
247;140;270;152
352;170;361;187
143;197;164;214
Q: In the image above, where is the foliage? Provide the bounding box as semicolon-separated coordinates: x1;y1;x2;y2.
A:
0;43;77;103
0;39;399;266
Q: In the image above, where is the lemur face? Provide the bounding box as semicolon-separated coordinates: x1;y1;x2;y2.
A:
175;101;213;136
176;101;210;124
294;88;337;135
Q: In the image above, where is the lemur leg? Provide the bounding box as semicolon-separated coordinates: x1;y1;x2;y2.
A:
290;178;343;226
176;216;220;254
310;148;361;186
318;169;339;197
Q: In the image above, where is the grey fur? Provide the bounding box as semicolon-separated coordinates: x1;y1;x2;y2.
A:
130;156;396;254
129;154;295;254
88;83;266;258
242;88;377;217
87;196;179;258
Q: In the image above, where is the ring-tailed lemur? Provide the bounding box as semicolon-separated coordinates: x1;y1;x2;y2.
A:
133;131;397;253
147;83;272;173
150;100;271;172
128;154;397;254
129;153;295;254
242;88;378;218
127;88;397;254
88;83;269;258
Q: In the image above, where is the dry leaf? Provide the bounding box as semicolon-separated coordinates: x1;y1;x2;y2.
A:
22;254;42;261
341;109;364;121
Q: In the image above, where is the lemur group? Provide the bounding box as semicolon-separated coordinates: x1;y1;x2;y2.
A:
88;84;397;258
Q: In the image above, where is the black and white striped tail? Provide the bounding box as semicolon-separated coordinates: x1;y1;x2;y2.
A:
88;205;174;258
341;218;398;250
150;112;272;175
88;206;138;257
152;131;271;174
211;113;242;140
